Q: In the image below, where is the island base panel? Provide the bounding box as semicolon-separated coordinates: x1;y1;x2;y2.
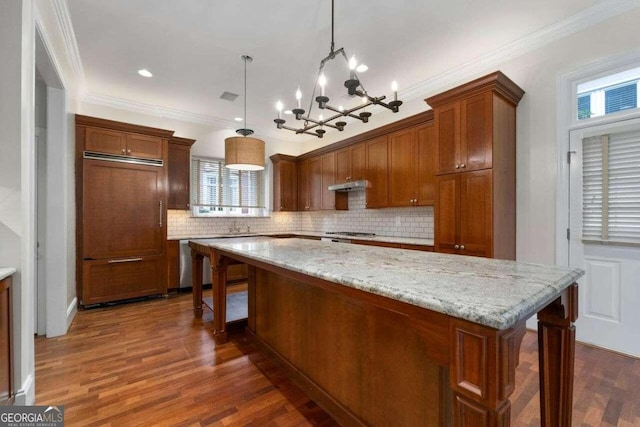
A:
248;267;453;426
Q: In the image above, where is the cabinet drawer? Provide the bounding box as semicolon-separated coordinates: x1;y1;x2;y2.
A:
82;255;166;305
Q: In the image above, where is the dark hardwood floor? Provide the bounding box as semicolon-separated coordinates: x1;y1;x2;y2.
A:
36;292;640;426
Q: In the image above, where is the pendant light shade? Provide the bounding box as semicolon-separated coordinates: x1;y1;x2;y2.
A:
224;136;265;171
225;54;265;171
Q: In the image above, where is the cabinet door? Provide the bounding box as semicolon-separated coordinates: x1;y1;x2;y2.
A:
308;156;323;211
365;136;389;208
298;160;309;210
459;169;492;257
350;143;366;181
321;152;336;210
126;133;164;159
435;174;459;254
83;160;165;259
273;159;298;211
416;124;437;206
460;92;493;172
168;143;191;209
388;127;417;207
335;147;351;182
85;127;127;155
434;102;460;175
82;255;165;305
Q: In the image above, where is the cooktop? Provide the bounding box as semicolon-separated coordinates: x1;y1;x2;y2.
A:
324;231;376;237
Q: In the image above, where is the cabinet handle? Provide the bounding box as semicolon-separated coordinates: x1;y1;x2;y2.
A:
159;200;163;228
121;148;126;154
127;149;132;154
187;203;190;208
108;257;143;264
455;164;460;169
460;163;466;168
460;245;465;250
454;244;460;249
280;206;284;210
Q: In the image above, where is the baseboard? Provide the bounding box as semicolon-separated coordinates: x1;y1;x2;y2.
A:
14;374;35;405
66;297;77;329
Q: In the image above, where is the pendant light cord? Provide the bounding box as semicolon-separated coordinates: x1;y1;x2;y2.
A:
330;0;335;53
243;56;247;133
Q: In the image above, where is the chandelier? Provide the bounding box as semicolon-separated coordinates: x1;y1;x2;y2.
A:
273;0;402;138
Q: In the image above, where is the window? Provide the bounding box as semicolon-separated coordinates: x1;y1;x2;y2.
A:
582;130;640;244
191;157;267;217
577;66;640;121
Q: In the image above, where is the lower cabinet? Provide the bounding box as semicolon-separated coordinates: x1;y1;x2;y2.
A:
82;255;166;305
227;264;248;282
435;169;493;257
0;276;13;405
167;240;180;290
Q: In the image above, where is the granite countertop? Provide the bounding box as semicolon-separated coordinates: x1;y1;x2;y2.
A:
0;267;17;281
171;230;434;246
191;237;583;330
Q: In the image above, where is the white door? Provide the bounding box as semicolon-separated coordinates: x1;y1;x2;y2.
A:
35;127;47;335
569;118;640;357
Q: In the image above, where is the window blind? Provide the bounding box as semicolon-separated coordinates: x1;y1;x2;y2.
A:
192;157;265;209
582;130;640;244
605;83;638;115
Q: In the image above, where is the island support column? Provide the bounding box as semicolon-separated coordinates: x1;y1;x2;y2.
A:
191;250;203;317
538;283;578;427
210;252;228;345
449;320;526;426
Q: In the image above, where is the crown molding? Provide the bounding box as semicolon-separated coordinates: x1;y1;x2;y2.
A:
51;0;87;93
401;0;640;106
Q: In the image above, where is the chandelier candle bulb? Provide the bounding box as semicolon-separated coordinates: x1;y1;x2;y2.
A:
319;74;327;96
276;101;283;119
349;55;357;80
391;81;398;101
296;87;302;108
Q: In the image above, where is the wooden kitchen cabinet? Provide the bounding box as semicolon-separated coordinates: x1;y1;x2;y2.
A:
435;170;492;257
365;135;389;208
0;275;13;405
299;154;340;211
388;124;436;207
271;154;298;211
76;115;172;306
335;142;365;183
168;136;195;210
427;71;524;259
227;264;248;282
166;240;180;290
84;126;163;160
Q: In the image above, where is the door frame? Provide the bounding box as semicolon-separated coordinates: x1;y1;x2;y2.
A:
555;50;640;267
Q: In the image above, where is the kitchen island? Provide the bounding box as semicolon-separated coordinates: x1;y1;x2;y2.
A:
189;237;582;426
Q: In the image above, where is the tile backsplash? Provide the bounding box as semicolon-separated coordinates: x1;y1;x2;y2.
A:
168;191;433;239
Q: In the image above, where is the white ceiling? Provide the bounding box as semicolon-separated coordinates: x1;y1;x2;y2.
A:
67;0;603;139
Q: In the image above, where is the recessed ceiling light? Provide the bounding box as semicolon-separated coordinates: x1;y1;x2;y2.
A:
356;64;368;73
138;69;153;78
234;117;243;122
284;110;293;115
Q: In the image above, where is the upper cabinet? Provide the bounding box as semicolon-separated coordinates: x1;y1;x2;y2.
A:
434;92;493;175
271;154;298;212
84;126;163;159
335;142;365;183
426;71;525;260
298;156;322;211
387;124;436;207
168;136;196;210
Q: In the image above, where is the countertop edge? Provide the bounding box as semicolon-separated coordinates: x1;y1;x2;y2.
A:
0;267;17;282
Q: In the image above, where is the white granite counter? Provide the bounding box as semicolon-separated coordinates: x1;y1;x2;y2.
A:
172;230;434;246
191;237;583;330
0;268;17;282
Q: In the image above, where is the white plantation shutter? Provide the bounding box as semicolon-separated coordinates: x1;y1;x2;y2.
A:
192;157;265;211
582;130;640;244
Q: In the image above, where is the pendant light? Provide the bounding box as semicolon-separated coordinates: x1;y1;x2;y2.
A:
225;55;265;171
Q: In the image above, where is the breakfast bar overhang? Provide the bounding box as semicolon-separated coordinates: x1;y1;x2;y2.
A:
189;237;583;426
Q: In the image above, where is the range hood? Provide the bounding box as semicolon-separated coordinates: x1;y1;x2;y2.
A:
327;180;370;192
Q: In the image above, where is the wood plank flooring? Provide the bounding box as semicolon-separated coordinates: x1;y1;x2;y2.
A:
36;293;640;426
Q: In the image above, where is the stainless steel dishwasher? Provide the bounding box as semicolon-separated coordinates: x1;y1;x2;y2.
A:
179;240;212;288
